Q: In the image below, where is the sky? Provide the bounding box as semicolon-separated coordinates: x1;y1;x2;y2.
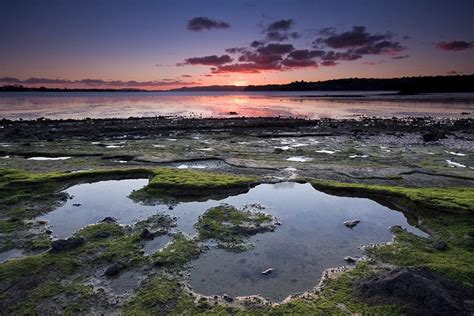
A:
0;0;473;90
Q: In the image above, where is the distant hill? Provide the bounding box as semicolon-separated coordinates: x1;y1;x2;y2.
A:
244;75;474;93
1;75;473;93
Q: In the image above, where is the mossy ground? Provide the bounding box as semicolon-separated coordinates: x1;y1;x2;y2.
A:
195;204;275;250
0;164;472;314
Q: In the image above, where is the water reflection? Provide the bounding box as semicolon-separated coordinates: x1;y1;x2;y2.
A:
0;91;472;120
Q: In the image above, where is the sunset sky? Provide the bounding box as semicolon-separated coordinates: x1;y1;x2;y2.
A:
1;0;473;90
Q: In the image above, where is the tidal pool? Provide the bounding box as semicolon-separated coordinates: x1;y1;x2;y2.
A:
39;179;426;301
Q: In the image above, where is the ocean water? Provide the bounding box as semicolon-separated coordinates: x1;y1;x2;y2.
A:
0;91;473;119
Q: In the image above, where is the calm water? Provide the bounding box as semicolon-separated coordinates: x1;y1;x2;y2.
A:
0;91;473;119
38;179;426;300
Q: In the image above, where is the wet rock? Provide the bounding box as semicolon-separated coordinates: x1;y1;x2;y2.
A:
100;217;117;223
50;237;84;252
222;294;234;302
344;256;357;264
104;262;122;277
140;228;154;240
45;230;52;235
72;203;82;207
422;131;446;142
344;219;361;228
433;240;448;251
261;268;274;275
356;267;474;315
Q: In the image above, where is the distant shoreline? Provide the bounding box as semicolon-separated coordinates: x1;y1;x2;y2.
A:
1;74;473;94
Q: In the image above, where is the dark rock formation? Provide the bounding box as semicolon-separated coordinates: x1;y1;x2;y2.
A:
356;267;474;315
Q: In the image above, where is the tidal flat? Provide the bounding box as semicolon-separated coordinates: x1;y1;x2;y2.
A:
0;116;473;314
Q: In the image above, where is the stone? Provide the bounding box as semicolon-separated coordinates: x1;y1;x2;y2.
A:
433;240;448;251
50;237;84;252
100;217;117;223
261;268;274;275
104;263;122;277
356;267;474;315
344;256;357;264
140;228;154;240
344;219;361;228
72;203;82;207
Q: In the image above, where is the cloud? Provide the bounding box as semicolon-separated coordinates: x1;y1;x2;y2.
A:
314;26;406;57
181;55;233;66
265;19;293;32
315;26;386;49
321;60;338;67
447;70;462;75
436;41;473;51
250;40;264;48
181;74;192;78
281;58;317;68
211;63;282;74
187;17;230;31
266;31;289;42
0;77;199;88
288;49;325;60
392;54;409;59
257;43;295;55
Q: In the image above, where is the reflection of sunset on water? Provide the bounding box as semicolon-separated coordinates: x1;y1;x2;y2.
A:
0;92;472;120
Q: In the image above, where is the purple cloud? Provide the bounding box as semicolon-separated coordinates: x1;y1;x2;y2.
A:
187;17;230;31
436;41;473;51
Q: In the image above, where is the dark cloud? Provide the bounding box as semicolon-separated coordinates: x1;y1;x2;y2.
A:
316;26;386;49
181;75;192;78
321;60;338;67
436;41;473;51
266;31;289;42
281;58;317;68
447;70;462;75
225;47;248;54
238;51;283;64
321;50;362;61
250;40;264;48
211;62;282;74
24;77;72;84
0;77;199;88
314;26;406;58
181;55;233;66
353;40;405;55
187;17;230;31
265;19;293;32
257;43;295;55
288;49;325;60
392;54;409;59
0;77;22;83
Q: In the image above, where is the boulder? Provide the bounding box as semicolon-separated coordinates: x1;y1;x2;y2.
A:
104;263;122;277
140;228;154;240
433;240;448;251
423;131;446;142
50;237;84;252
356;267;474;315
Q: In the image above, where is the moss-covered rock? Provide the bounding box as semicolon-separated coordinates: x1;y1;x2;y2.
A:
195;204;276;251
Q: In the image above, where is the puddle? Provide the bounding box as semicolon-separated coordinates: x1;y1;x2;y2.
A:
36;179;427;301
286;156;312;162
188;182;427;301
27;156;71;161
143;235;171;255
38;179;159;238
446;151;466;157
0;248;23;263
315;150;338;154
446;160;466;168
166;159;226;170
